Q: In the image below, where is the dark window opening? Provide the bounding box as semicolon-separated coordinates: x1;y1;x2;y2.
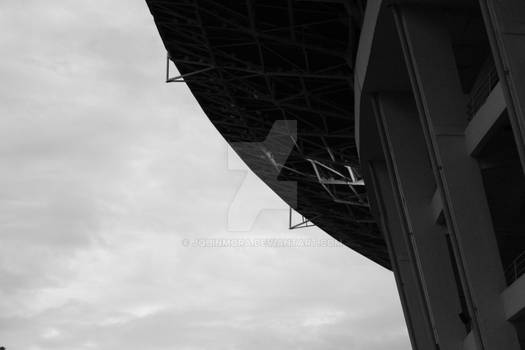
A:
477;113;525;285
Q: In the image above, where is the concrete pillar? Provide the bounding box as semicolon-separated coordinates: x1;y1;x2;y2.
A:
479;0;525;172
365;160;437;350
371;92;466;350
392;6;521;350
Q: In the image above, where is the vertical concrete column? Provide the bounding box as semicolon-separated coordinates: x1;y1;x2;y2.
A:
479;0;525;172
365;160;437;350
372;92;465;350
392;7;521;350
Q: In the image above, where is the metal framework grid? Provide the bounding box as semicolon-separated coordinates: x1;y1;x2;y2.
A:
146;0;390;268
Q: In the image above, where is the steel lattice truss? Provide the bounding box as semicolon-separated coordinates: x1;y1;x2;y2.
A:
146;0;391;268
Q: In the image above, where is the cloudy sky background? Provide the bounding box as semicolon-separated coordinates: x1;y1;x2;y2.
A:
0;1;409;349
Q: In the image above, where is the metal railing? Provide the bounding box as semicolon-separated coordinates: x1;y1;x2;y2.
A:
466;58;499;120
505;250;525;285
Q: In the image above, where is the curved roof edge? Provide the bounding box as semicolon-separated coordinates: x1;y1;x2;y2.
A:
146;0;391;269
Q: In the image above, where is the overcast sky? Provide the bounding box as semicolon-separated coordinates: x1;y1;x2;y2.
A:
0;1;409;349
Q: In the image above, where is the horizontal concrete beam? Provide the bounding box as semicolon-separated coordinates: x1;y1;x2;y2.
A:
502;274;525;321
465;82;506;156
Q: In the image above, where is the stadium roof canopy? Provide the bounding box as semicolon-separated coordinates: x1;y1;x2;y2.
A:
146;0;391;268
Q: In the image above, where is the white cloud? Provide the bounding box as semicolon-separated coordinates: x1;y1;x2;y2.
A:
41;328;61;340
0;1;409;350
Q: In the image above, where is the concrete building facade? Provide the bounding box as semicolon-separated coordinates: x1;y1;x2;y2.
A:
355;1;525;349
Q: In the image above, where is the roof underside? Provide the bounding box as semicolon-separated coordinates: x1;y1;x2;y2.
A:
146;0;391;268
